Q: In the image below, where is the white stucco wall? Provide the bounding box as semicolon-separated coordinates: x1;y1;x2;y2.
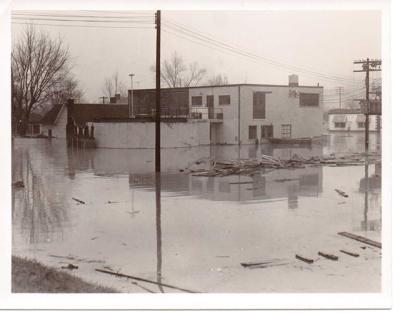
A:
328;114;378;132
239;85;323;144
94;120;210;149
189;86;239;144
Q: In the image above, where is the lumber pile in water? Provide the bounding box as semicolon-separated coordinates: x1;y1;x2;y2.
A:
189;152;380;177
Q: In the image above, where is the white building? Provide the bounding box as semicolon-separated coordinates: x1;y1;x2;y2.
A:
328;108;380;132
187;75;323;144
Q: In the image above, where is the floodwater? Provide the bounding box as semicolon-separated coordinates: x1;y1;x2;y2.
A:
12;132;382;293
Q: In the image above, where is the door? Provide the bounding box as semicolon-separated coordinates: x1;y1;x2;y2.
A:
207;95;214;119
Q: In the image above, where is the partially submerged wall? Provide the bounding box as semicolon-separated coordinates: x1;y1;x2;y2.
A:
94;120;210;149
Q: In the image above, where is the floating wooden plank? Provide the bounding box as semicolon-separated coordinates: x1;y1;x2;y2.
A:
241;259;286;268
72;197;85;204
95;268;198;293
338;232;382;249
334;189;348;198
295;254;314;264
318;251;339;261
241;261;289;269
339;249;360;257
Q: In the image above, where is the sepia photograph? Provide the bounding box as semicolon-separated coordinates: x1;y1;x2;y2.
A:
0;0;394;310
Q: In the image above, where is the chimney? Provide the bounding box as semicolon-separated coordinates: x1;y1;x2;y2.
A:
115;93;121;101
289;74;299;87
110;96;116;104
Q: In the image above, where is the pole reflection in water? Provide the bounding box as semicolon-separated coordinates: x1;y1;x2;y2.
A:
155;172;163;293
364;156;369;231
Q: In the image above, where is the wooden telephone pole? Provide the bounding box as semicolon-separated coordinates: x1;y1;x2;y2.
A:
155;10;161;173
353;59;382;153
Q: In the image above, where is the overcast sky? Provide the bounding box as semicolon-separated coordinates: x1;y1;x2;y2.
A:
11;10;381;104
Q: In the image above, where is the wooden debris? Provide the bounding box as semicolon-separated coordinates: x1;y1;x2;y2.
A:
188;152;381;177
338;232;381;249
95;268;198;293
318;252;339;261
61;263;79;270
241;259;289;269
295;254;314;264
72;197;85;204
335;189;348;198
339;249;360;257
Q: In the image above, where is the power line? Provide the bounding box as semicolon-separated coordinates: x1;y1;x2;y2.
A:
12;13;154;19
12;16;154;24
162;18;357;84
12;21;154;30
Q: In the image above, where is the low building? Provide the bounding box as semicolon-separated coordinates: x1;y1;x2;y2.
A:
40;103;66;138
328;108;380;132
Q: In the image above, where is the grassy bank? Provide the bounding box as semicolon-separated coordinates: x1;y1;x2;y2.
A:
12;256;117;293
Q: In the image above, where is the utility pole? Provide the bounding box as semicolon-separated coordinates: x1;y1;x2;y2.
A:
99;96;107;104
129;73;135;90
155;10;161;173
337;86;344;110
353;58;381;154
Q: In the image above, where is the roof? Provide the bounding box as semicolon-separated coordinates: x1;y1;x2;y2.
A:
130;83;323;93
328;108;362;114
40;103;64;125
69;103;129;126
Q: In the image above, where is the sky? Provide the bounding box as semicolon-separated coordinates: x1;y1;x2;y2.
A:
10;9;382;105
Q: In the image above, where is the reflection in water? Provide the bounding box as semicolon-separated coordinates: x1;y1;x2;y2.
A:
155;173;163;293
13;148;69;245
359;157;382;231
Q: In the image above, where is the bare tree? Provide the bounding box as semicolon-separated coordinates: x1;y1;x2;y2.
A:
12;25;71;135
102;70;126;101
208;74;229;86
184;62;207;87
151;52;207;88
102;77;113;99
49;76;84;106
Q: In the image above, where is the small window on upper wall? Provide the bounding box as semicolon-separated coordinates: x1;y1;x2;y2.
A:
192;96;202;106
219;95;230;105
299;93;319;107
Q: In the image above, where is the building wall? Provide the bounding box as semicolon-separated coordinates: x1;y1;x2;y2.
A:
189;86;240;144
93;120;210;149
239;85;323;144
40;106;68;138
328;114;378;132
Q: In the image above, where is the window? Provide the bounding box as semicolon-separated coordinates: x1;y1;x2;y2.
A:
358;122;365;128
192;96;202;106
253;92;266;119
299;93;319;107
219;95;230;105
261;125;273;138
281;124;292;138
334;122;346;128
249;125;257;140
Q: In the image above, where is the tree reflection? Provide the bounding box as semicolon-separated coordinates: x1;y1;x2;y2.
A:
12;149;68;244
